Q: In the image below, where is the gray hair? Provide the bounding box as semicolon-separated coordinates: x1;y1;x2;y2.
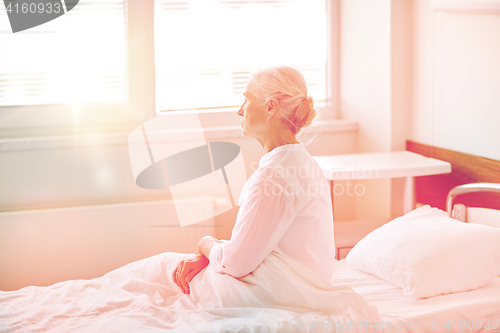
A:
246;65;317;136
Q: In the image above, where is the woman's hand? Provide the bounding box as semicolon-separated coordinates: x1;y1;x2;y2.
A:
197;235;220;258
172;253;209;294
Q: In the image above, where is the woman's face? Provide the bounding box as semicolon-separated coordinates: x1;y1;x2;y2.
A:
237;84;269;140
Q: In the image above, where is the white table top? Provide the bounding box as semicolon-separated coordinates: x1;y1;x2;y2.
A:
313;151;451;180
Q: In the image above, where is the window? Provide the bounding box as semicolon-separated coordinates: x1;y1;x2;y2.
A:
0;0;333;136
0;0;127;106
0;0;155;136
154;0;328;113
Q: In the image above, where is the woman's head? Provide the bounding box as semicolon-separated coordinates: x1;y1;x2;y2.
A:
237;65;317;144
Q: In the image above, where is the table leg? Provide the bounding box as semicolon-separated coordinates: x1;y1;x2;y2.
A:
329;180;340;259
403;176;415;213
329;180;334;215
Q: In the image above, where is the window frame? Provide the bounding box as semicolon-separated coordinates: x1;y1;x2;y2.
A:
0;0;338;138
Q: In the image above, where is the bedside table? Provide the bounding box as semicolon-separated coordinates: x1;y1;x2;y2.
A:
313;151;451;214
313;151;451;259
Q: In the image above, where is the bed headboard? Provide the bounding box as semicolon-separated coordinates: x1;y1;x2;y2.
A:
406;141;500;211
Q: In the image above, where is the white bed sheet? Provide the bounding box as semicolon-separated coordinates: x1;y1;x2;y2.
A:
2;252;499;333
0;252;382;333
331;259;500;333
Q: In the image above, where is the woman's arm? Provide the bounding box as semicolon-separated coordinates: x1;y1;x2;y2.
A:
208;178;297;278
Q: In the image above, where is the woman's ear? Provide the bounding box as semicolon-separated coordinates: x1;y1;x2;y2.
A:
267;99;279;120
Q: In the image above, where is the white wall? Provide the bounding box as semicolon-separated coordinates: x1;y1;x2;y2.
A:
339;0;412;220
0;201;216;291
340;0;392;153
412;0;500;160
339;0;391;222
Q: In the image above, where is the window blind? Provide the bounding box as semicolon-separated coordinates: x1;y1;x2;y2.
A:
154;0;327;112
0;0;128;106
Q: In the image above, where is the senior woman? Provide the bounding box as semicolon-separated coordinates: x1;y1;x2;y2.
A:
0;65;380;332
173;65;335;295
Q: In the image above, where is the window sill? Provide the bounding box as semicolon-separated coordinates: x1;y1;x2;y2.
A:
0;119;357;152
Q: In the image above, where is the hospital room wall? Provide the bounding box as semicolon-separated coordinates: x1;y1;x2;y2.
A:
338;0;500;223
411;0;500;161
338;0;412;221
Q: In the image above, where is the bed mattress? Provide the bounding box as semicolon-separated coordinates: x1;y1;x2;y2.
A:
331;259;500;333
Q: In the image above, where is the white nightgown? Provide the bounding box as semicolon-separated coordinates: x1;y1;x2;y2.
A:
209;143;336;281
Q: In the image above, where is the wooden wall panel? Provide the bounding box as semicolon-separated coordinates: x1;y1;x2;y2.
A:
406;141;500;211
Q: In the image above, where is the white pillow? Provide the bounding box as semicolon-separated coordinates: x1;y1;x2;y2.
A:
346;205;500;298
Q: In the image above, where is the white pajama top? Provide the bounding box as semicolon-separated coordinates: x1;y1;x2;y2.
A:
209;143;335;281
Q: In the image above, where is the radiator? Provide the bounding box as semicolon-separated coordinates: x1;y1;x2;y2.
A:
0;198;216;291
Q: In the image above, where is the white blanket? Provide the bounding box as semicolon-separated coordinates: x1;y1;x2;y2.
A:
0;252;383;333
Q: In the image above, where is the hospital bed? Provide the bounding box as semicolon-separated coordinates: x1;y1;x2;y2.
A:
332;181;500;333
1;142;499;333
